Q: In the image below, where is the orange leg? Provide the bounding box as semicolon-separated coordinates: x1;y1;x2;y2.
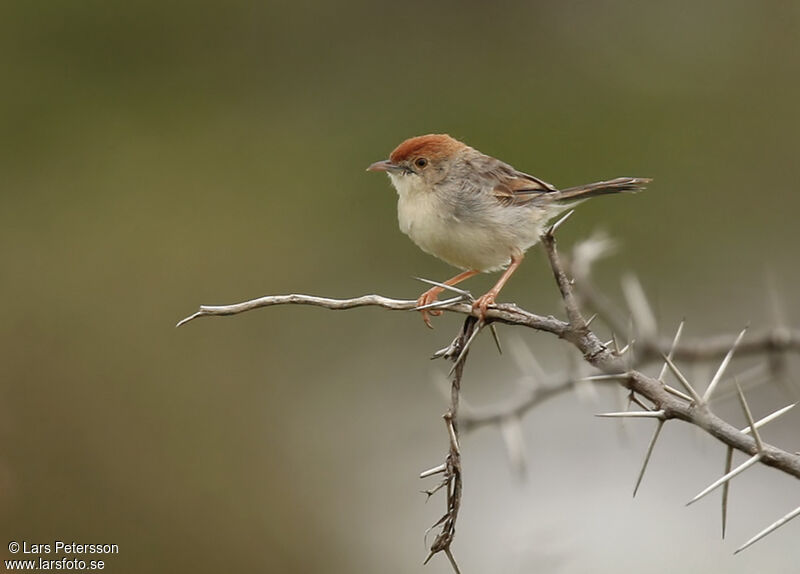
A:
473;254;524;321
417;269;479;328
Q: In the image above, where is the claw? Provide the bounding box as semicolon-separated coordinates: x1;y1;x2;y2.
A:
417;288;444;329
413;270;481;328
472;292;497;322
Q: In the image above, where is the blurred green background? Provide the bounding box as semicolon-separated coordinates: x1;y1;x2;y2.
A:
2;1;799;572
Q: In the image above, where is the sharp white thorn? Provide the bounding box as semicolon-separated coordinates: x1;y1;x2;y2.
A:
704;327;748;402
596;410;665;419
449;324;482;376
687;453;762;506
618;339;635;355
735;505;800;554
736;384;763;452
419;463;447;479
741;403;796;435
413;277;472;297
633;419;664;497
489;323;502;355
548;209;575;234
581;373;630;382
658;319;685;382
415;296;466;311
663;384;692;402
661;353;703;404
722;446;733;539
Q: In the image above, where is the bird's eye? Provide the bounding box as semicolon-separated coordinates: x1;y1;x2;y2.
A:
415;158;428;168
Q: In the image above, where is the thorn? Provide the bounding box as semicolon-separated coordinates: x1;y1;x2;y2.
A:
596;410;665;418
703;327;748;402
722;446;733;539
663;384;693;402
448;323;482;376
444;412;460;454
585;313;598;327
547;209;575;235
687;453;762;506
658;319;685;382
489;323;502;355
419;464;447;479
444;548;462;574
741;403;796;435
423;480;448;500
633;419;664;497
618;338;635;356
628;392;652;411
735;505;800;554
413;277;473;298
661;353;704;404
431;347;450;360
427;513;449;531
415;296;467;312
580;373;630;382
625;316;636;369
736;383;763;452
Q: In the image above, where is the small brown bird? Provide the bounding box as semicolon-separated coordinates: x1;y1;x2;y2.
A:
367;134;650;327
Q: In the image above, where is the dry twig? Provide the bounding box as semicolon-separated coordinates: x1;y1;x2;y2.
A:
178;229;800;569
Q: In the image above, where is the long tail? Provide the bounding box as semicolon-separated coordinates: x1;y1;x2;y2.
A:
554;177;652;202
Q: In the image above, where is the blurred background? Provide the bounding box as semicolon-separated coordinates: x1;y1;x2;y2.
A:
2;1;799;572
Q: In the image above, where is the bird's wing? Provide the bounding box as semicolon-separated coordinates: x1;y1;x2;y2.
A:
485;161;558;206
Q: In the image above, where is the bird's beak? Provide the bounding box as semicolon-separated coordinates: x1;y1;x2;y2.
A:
366;159;402;173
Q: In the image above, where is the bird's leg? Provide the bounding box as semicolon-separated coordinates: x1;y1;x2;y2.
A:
417;270;479;328
473;254;524;321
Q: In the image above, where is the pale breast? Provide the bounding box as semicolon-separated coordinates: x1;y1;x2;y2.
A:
396;190;530;271
389;172;553;272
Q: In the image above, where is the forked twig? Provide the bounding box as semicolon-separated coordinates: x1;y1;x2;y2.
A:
421;316;478;570
178;226;800;565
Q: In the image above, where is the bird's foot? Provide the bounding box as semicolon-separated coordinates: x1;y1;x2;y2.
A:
472;292;497;322
416;287;444;329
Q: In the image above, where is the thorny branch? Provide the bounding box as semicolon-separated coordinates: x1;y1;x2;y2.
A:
419;316;480;574
178;229;800;569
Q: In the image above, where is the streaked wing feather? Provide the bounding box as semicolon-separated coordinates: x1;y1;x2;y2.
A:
489;163;557;206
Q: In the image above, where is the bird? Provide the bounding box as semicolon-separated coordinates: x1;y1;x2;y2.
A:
367;134;650;327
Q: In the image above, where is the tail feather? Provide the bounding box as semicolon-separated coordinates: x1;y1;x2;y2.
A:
554;177;652;202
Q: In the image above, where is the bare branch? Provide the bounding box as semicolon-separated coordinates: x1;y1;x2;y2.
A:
421;316;479;571
179;290;800;478
540;226;587;331
177;292;569;336
178;231;800;560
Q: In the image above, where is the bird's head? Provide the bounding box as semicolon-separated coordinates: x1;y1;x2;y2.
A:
367;134;466;192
